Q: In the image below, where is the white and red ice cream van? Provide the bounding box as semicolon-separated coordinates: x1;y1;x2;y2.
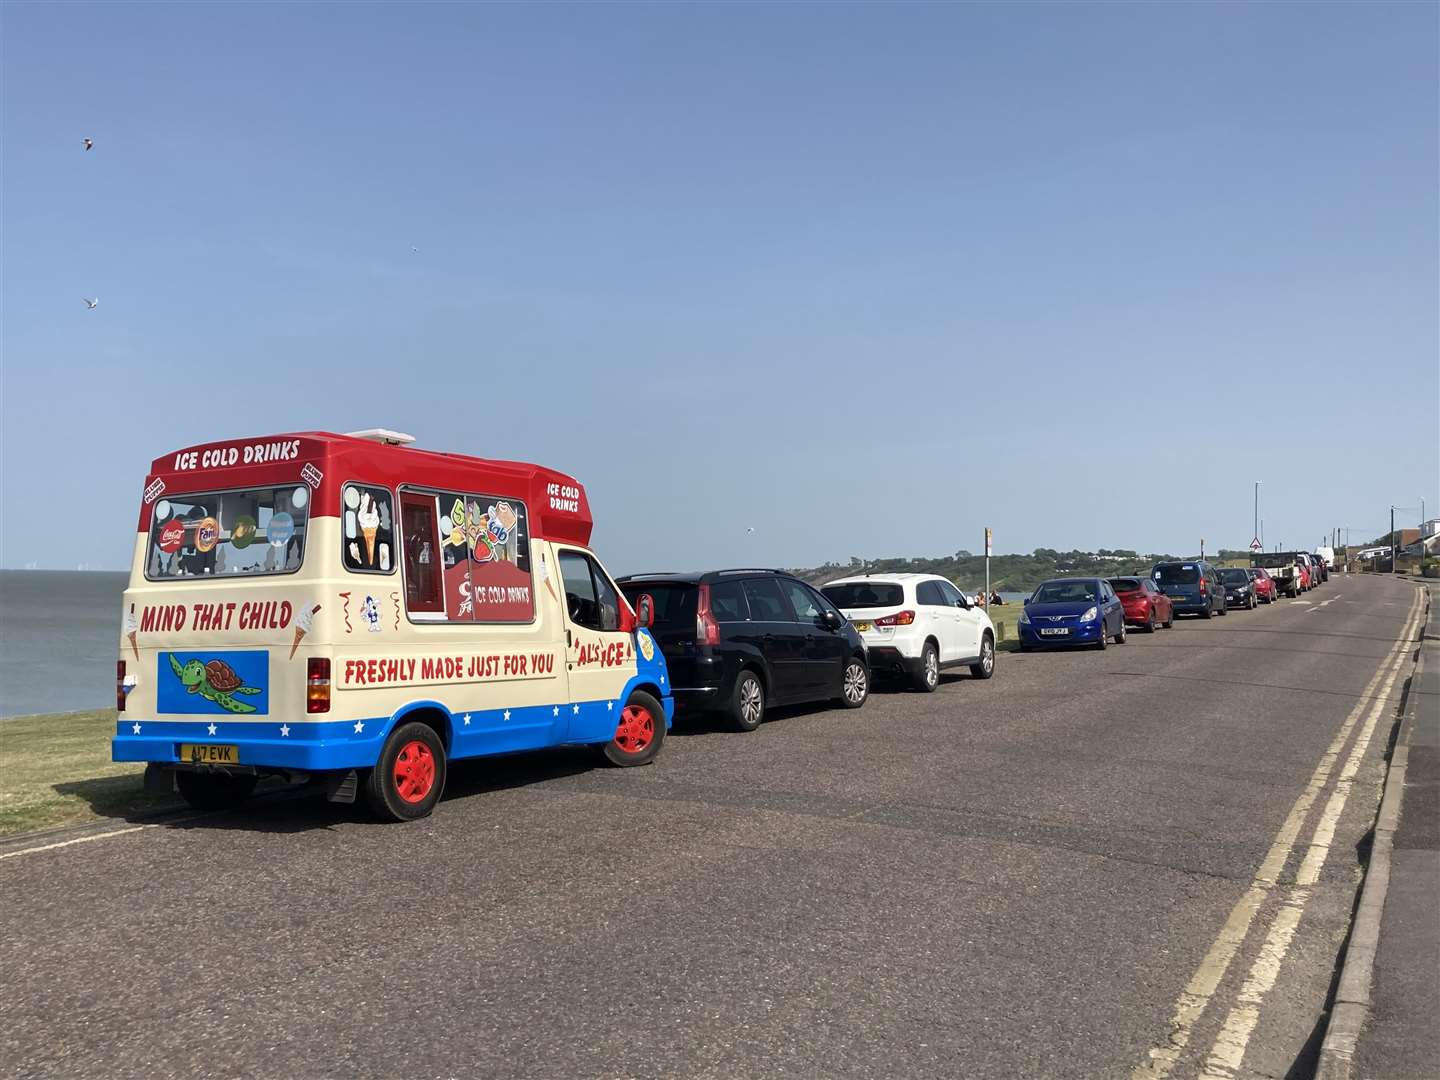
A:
114;429;672;820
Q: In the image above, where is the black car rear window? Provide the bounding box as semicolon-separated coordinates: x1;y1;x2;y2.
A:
1221;569;1251;584
822;582;905;608
1108;578;1142;593
620;583;696;629
1154;564;1200;586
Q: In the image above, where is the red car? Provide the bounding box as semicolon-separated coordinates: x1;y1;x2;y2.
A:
1296;563;1312;591
1247;568;1278;603
1107;577;1174;631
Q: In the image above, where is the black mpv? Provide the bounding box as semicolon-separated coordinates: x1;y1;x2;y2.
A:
617;569;869;731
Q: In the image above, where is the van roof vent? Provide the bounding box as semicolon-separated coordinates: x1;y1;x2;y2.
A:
345;428;416;446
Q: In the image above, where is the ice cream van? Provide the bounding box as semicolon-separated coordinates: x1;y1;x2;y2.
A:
113;429;673;821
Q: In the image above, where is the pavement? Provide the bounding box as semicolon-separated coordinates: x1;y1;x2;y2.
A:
1323;579;1438;1080
0;573;1428;1079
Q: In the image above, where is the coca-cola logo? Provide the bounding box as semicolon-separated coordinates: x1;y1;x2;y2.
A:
157;519;186;553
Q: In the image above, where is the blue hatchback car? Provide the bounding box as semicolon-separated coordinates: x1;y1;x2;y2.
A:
1018;577;1128;650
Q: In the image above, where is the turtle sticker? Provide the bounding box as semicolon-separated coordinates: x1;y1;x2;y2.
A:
157;651;270;716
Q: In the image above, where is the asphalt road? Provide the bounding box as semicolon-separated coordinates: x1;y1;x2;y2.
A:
0;574;1424;1080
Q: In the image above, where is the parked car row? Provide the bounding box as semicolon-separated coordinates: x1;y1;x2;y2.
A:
614;569;998;732
1016;553;1328;651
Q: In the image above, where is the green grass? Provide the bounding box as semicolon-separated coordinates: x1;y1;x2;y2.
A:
982;603;1025;652
0;710;174;835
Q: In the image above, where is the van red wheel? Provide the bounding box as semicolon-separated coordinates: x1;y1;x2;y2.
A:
614;705;654;754
602;690;666;767
364;721;447;822
393;740;436;804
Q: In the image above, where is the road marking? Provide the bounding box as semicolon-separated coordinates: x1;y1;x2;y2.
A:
1307;594;1343;613
0;824;156;862
1197;606;1411;1078
1133;588;1422;1080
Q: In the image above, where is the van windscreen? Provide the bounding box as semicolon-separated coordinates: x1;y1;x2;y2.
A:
1154;564;1200;586
821;582;904;608
146;485;311;579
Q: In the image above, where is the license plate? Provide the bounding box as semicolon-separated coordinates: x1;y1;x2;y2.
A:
854;621;872;632
1039;628;1069;636
179;743;239;765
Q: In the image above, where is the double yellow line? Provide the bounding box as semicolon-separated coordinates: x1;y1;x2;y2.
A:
1134;586;1423;1080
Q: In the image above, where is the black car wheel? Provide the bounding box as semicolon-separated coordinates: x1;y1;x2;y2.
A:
970;633;995;679
838;658;869;708
1114;619;1127;644
731;670;766;732
914;641;940;692
1146;610;1157;633
1095;625;1108;649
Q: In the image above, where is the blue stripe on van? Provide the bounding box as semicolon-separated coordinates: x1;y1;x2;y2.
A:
112;682;675;773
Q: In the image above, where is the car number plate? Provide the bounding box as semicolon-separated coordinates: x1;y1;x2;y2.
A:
854;621;872;632
1039;628;1069;636
179;743;239;765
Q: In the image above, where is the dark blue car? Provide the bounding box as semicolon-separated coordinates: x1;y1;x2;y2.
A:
1018;577;1127;650
1151;560;1227;618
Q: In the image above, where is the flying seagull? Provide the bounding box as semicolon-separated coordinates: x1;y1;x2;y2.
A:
410;245;420;254
83;138;93;151
82;297;98;309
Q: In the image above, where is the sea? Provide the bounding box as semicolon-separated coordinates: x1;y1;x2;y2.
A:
1;570;128;718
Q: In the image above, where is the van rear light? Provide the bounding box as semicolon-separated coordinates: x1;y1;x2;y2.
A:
307;658;331;714
1198;578;1207;593
875;610;916;627
116;661;127;712
695;584;721;646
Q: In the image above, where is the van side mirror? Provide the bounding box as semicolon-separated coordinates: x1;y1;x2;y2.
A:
635;593;656;629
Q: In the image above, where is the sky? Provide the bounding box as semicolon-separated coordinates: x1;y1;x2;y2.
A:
2;2;1436;575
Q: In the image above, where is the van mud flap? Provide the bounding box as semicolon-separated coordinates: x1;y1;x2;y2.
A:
324;769;359;804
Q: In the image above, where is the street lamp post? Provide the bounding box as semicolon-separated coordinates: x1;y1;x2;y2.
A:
1254;481;1260;549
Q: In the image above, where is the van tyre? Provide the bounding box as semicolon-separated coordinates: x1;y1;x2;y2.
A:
970;633;995;679
365;721;446;822
175;770;257;812
603;690;665;766
1201;604;1213;620
914;642;940;692
838;658;869;708
732;670;766;732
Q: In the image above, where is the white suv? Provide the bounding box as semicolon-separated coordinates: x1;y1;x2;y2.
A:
820;573;996;692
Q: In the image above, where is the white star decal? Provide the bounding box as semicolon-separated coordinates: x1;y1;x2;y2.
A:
502;709;511;721
607;701;614;711
572;703;580;715
660;674;666;685
462;713;472;726
552;705;560;717
131;722;141;734
207;722;218;736
353;720;365;734
279;724;290;737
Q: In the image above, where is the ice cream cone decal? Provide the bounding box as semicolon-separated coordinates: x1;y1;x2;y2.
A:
290;604;321;659
358;493;381;566
124;603;140;661
539;551;558;601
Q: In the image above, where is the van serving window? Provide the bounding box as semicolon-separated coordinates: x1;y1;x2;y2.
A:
145;485;310;580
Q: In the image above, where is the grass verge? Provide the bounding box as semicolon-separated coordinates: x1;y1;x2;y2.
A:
982;603;1025;652
0;710;173;835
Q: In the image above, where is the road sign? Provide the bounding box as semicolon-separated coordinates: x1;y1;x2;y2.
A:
984;527;992;557
1250;537;1262;551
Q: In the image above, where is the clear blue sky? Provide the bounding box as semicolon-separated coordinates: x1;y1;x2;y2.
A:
3;2;1435;573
